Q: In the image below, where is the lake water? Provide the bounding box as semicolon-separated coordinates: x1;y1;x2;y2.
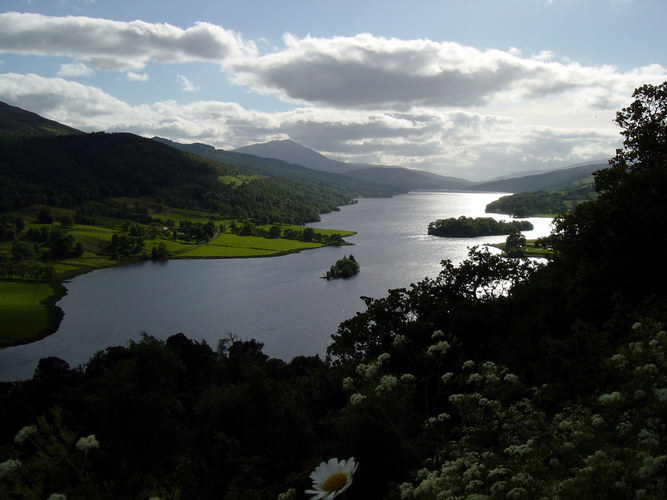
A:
0;191;554;381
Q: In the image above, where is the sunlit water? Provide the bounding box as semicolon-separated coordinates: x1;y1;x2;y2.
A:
0;191;554;381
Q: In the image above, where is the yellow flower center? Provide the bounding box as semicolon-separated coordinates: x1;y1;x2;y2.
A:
323;472;348;492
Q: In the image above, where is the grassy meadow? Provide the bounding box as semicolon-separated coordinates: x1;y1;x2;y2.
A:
0;281;57;345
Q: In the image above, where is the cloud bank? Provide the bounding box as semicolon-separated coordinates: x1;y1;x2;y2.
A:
0;12;665;179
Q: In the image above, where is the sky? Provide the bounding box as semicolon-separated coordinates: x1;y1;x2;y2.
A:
0;0;665;180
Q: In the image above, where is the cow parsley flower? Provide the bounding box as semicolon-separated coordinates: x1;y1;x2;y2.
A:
75;434;99;452
14;425;37;445
0;459;21;479
306;457;358;499
349;393;366;406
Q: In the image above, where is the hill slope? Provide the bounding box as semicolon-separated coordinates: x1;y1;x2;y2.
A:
233;138;473;190
233;139;360;174
473;162;604;192
154;138;400;198
0;101;82;140
345;166;474;191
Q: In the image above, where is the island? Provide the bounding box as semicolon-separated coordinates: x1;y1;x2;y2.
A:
323;255;359;280
427;216;533;237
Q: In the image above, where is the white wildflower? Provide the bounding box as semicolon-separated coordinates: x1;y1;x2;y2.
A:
653;388;667;403
635;363;658;376
431;330;445;339
342;377;355;391
277;489;296;500
375;375;398;394
611;353;627;368
377;353;390;364
0;459;21;479
598;391;623;405
467;373;483;384
400;373;416;383
441;372;454;384
462;360;475;370
75;434;99;452
355;363;378;379
306;457;358;499
504;373;519;384
392;334;407;347
632;322;642;331
398;482;414;498
426;340;450;358
14;425;37;445
47;495;67;500
591;414;605;428
349;393;366;406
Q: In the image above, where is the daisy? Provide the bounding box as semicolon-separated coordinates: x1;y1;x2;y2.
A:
306;457;359;499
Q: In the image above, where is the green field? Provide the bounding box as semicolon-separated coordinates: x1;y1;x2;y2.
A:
179;233;323;258
0;281;56;345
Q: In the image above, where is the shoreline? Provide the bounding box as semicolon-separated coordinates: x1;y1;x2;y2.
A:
0;230;356;349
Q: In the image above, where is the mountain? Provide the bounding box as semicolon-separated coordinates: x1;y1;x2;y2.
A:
233;139;362;174
154;138;400;198
0;101;82;140
233;139;474;191
472;162;605;193
344;166;474;191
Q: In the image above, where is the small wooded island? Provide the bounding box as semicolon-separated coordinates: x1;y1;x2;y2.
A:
427;216;533;237
323;254;359;280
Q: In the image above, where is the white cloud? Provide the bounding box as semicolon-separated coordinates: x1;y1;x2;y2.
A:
177;74;199;92
0;12;256;71
126;71;149;82
57;62;94;78
228;33;666;113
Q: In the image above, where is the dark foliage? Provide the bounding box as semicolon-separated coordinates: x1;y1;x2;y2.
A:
427;216;533;237
324;255;360;280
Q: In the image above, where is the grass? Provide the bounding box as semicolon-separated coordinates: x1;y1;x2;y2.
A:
489;240;554;259
178;233;322;258
0;281;56;345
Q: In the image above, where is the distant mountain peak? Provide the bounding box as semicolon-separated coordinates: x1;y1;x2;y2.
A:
233;139;353;174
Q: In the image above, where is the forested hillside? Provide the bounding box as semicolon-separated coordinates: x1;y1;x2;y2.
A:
0;114;364;224
155;137;401;198
0;101;82;140
0;82;665;499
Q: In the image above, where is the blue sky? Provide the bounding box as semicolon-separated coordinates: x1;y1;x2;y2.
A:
0;0;665;180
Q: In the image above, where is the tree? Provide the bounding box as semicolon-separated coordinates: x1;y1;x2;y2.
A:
268;225;282;239
504;230;526;258
596;81;667;194
552;80;667;321
302;227;315;242
60;215;74;228
37;208;53;224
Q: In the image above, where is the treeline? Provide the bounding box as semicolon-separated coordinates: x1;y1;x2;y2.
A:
427;216;533;237
0;82;665;499
485;185;595;217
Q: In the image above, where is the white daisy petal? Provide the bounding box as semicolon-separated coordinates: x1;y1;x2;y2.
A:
305;457;359;499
